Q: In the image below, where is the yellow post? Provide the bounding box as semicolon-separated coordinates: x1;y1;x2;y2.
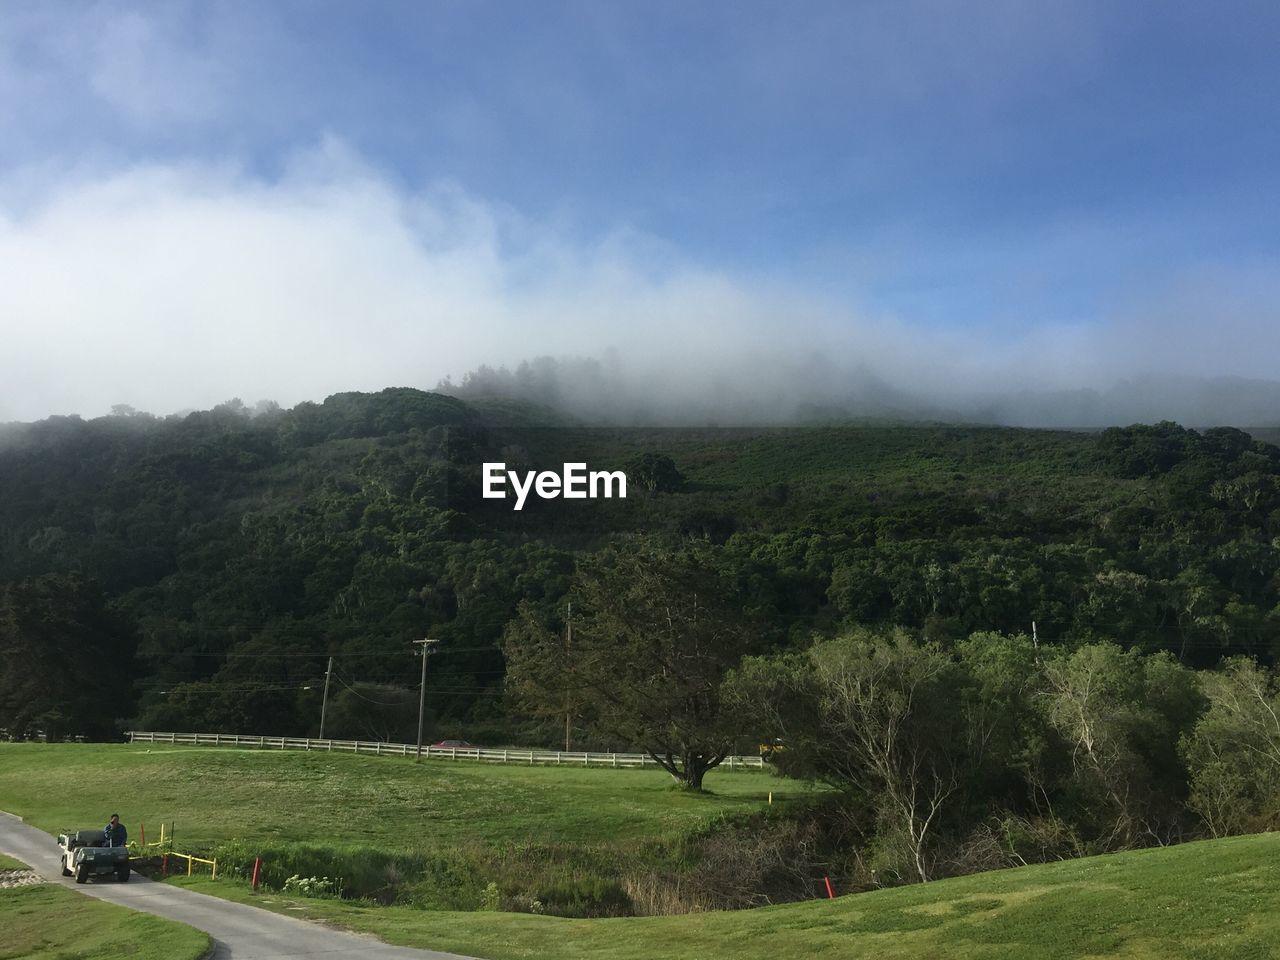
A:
212;859;218;881
160;823;165;848
187;856;193;877
768;791;773;805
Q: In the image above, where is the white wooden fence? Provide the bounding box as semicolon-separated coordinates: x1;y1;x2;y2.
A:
125;730;766;770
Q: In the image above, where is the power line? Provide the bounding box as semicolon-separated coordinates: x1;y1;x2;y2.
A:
136;644;506;660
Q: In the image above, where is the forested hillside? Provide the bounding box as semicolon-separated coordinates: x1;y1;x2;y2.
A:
2;388;1278;743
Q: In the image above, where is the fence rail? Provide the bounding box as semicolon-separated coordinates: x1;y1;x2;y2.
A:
166;851;217;879
125;730;766;770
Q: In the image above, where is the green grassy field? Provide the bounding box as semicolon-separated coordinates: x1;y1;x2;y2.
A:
0;855;210;960
4;744;1278;958
0;742;806;913
0;742;794;847
176;832;1280;960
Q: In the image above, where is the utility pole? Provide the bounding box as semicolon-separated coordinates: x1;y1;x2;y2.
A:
319;656;333;739
564;602;572;752
413;638;439;759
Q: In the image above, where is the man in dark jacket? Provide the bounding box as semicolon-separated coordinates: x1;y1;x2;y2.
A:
104;814;127;847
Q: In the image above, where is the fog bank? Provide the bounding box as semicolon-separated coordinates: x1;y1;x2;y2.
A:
2;145;1278;428
441;356;1280;429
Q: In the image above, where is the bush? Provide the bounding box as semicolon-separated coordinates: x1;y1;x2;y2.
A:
282;875;339;897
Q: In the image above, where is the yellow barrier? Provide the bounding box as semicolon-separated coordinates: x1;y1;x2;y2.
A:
168;851;218;880
126;822;218;882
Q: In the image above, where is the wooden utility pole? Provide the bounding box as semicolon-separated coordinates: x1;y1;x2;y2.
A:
564;602;572;752
413;638;439;758
318;656;333;739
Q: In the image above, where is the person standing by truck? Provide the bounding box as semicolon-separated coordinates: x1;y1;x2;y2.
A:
104;814;127;847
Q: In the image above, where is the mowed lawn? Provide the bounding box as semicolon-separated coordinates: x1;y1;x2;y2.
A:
178;832;1280;960
0;854;209;960
0;743;798;847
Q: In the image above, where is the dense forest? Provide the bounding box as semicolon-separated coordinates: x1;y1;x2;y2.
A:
1;387;1278;744
5;386;1280;892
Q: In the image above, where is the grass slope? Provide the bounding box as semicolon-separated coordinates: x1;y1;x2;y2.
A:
179;832;1280;960
0;743;793;847
0;856;210;960
4;744;1276;957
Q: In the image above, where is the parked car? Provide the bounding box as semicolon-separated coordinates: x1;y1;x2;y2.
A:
431;739;475;748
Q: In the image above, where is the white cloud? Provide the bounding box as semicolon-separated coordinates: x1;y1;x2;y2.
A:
0;144;777;419
0;142;1277;426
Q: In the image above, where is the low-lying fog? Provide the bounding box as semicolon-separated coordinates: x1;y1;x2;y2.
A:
3;149;1277;429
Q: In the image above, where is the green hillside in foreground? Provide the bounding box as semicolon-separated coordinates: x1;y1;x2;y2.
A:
179;832;1280;960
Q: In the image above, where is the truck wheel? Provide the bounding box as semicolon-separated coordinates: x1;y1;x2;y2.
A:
75;864;89;884
61;860;72;877
116;865;130;882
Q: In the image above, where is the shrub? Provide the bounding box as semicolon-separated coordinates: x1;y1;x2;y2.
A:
282;875;339;897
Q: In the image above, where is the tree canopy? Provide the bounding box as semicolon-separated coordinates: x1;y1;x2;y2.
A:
0;575;137;740
505;538;760;789
2;389;1279;743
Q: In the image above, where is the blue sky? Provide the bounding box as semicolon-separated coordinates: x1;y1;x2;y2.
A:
1;1;1279;421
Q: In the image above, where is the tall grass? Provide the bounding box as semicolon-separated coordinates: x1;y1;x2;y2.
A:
205;838;641;914
199;804;839;917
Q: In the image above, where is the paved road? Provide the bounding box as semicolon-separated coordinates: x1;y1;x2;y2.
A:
0;811;477;960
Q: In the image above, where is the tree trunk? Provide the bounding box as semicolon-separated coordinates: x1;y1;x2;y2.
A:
683;759;707;791
647;748;726;791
